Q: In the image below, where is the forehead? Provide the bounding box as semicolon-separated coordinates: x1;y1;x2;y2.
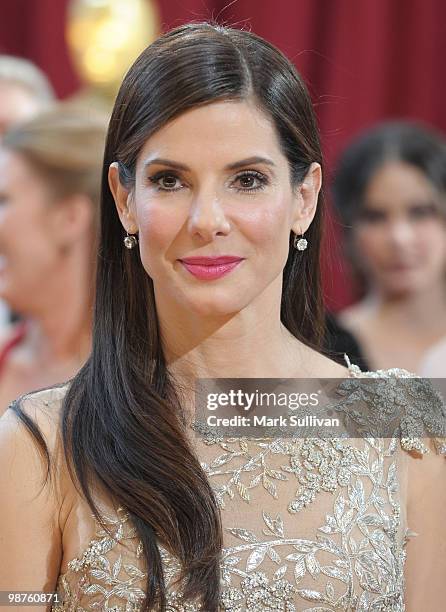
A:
136;100;284;169
364;160;439;204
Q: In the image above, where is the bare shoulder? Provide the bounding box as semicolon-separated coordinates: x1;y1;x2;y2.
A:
0;384;73;589
404;435;446;608
299;346;350;378
0;383;74;530
0;383;70;464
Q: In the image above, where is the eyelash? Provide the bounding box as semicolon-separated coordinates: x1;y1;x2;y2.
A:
147;170;269;193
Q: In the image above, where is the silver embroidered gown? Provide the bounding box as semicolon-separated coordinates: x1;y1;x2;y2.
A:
0;362;445;611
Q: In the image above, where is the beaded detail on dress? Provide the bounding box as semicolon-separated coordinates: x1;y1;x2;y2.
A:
50;361;446;611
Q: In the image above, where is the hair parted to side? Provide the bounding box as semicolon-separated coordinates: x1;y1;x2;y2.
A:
11;22;326;611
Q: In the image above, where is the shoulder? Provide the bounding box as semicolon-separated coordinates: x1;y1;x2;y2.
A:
0;383;75;534
0;384;73;590
2;382;69;438
300;345;351;378
343;363;446;459
0;383;71;480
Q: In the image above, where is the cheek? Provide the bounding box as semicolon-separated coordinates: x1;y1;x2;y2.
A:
10;206;57;265
351;227;385;265
418;224;446;263
0;200;22;236
137;203;184;266
238;196;292;249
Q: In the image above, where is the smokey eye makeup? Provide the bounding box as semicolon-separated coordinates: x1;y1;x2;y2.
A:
146;169;270;194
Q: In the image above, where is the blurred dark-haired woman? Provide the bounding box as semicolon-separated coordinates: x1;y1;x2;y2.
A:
332;121;446;374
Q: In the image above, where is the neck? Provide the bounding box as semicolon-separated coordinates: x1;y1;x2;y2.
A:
25;308;91;366
158;281;305;383
19;248;92;365
364;283;446;330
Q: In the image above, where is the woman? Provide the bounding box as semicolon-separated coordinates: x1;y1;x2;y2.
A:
0;23;444;612
0;54;55;329
332;121;446;373
0;106;107;411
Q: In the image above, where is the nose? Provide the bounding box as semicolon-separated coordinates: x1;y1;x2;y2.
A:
187;189;231;240
386;219;416;249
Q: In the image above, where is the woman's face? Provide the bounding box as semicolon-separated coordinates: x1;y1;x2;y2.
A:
0;149;63;312
110;100;320;319
352;160;446;297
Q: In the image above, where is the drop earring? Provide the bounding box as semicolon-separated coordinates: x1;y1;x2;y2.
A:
124;231;138;249
293;231;308;251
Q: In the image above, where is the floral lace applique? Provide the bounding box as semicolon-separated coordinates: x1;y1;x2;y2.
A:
52;506;147;611
217;436;408;611
344;357;446;457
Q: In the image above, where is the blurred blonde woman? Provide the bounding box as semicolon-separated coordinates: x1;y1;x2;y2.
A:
0;54;55;328
0;106;107;412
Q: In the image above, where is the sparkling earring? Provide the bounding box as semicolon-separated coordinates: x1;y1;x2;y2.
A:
124;231;138;249
293;231;308;251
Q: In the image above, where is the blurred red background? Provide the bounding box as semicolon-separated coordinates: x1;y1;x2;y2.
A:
1;0;445;310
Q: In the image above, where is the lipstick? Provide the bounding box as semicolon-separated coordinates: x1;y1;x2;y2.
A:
178;256;245;280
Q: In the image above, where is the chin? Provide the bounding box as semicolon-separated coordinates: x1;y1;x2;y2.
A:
182;293;247;318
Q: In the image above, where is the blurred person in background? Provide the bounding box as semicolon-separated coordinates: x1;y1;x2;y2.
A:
0;54;55;329
0;54;54;141
332;121;446;373
0;106;107;412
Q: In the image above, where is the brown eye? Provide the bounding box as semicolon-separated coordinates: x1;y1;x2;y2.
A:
233;171;268;193
239;175;256;188
160;175;178;189
148;172;183;191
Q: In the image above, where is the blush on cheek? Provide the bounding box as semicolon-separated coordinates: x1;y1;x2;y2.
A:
136;206;183;277
245;204;288;243
137;204;183;242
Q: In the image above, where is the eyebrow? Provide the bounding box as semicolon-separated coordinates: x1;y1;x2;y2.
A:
142;156;276;172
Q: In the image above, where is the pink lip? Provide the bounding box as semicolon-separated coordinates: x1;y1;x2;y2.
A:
178;256;245;280
180;256;244;264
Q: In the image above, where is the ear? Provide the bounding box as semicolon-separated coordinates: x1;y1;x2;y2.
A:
291;162;322;235
108;162;138;233
49;194;94;249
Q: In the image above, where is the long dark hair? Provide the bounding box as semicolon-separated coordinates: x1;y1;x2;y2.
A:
11;22;326;611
